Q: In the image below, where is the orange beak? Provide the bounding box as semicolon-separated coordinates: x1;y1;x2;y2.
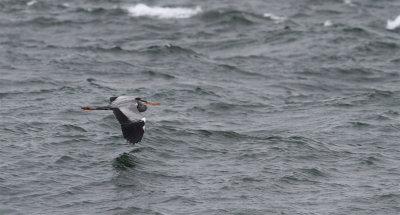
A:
146;101;160;105
81;106;97;110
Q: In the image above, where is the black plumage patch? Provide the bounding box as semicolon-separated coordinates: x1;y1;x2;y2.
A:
113;108;145;144
121;121;145;144
113;108;130;125
110;96;118;103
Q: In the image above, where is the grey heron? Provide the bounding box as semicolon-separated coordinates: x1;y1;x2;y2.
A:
81;96;160;144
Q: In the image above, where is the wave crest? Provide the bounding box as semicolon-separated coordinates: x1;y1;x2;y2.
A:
387;15;400;30
125;3;201;19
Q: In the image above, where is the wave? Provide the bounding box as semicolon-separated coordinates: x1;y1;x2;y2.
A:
263;13;286;23
386;15;400;30
27;0;37;6
323;20;333;27
125;3;201;19
344;0;355;6
139;44;201;58
200;10;262;26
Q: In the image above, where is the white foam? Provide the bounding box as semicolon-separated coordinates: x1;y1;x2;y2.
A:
27;0;37;6
386;15;400;30
126;3;202;19
263;13;286;23
324;20;333;27
344;0;353;5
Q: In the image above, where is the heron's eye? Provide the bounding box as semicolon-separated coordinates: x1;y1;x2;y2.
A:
136;97;141;100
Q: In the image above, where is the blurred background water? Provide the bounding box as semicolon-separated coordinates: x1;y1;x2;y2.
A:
1;0;400;214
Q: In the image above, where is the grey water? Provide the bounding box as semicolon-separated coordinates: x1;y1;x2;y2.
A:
1;0;400;214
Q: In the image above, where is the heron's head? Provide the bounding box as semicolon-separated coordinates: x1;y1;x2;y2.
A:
135;98;160;112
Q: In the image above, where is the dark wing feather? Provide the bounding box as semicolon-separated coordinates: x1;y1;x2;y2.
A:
112;108;145;144
110;96;118;104
121;120;145;143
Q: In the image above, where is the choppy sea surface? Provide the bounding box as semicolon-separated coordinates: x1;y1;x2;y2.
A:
1;0;400;214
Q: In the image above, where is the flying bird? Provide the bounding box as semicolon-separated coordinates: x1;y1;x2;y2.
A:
81;96;160;144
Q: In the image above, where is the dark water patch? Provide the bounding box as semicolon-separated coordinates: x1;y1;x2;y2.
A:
154;126;251;144
200;10;260;26
327;97;357;108
281;82;338;95
140;70;176;80
74;6;126;16
14;17;81;27
149;125;181;136
264;28;303;45
187;144;229;157
300;168;327;177
352;89;400;107
384;110;400;116
43;44;131;56
107;206;163;215
314;9;342;15
299;66;386;83
348;121;371;128
0;77;60;87
279;174;321;185
112;152;137;170
0;38;47;49
71;45;127;54
268;136;336;158
215;63;269;79
192;86;220;96
208;98;269;111
342;27;371;37
374;193;400;204
330;90;400;109
240;176;264;183
158;119;185;127
0;88;56;98
60;124;87;133
152;87;220;102
293;153;321;161
86;78;116;91
382;124;400;133
206;102;243;113
361;156;379;165
47;138;93;146
370;113;390;121
237;149;273;161
367;90;394;100
159;195;200;205
390;58;400;63
10;121;50;135
55;155;75;164
140;44;201;58
195;129;247;139
353;41;399;56
263;135;285;142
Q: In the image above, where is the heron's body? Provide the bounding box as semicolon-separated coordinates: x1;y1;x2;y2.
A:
82;96;160;144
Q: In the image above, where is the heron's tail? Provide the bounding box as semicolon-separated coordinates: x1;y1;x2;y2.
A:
81;106;111;110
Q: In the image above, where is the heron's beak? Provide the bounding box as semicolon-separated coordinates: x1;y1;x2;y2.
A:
145;101;160;105
81;106;97;110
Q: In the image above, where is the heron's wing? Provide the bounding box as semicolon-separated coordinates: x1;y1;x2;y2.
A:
109;96;136;105
112;103;145;144
110;96;118;103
